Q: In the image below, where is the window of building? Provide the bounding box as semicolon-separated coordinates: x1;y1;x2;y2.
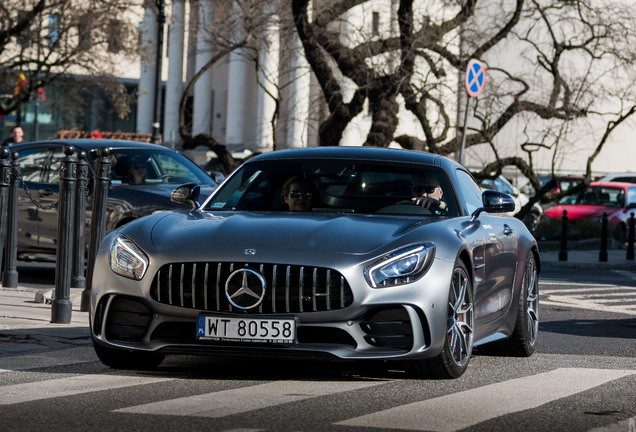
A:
372;12;380;37
47;13;59;47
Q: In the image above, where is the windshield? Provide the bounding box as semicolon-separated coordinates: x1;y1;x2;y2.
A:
202;159;458;217
558;186;625;208
90;149;214;186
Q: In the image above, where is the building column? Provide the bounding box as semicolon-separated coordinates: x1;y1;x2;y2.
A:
163;0;185;149
285;5;311;149
192;0;214;136
136;5;157;135
255;5;279;153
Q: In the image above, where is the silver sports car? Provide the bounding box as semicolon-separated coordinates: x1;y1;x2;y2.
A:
90;147;539;378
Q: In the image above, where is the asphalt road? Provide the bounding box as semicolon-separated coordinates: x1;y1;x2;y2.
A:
0;263;634;432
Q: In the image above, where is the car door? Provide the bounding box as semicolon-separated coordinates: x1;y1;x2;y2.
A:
16;146;63;258
478;212;518;322
455;169;517;323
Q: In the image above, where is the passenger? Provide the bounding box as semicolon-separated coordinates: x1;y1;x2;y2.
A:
281;176;314;211
410;172;447;213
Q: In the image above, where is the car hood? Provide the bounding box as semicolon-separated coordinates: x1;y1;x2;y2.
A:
543;204;617;219
149;211;435;256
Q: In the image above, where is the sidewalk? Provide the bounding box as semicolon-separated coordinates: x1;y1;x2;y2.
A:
1;249;634;356
0;287;91;355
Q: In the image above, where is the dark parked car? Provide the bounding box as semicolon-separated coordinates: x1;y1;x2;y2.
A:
9;139;217;262
91;146;539;378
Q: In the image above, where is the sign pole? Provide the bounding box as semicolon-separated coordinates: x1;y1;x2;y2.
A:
458;96;471;166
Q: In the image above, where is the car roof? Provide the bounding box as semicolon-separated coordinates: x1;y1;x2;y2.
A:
248;146;450;167
590;181;636;189
9;139;171;152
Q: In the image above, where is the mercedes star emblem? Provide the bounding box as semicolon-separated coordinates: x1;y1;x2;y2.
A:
225;268;267;310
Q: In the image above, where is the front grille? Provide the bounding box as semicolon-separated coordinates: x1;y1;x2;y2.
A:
150;262;353;314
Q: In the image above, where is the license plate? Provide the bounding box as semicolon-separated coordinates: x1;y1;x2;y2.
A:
197;315;296;344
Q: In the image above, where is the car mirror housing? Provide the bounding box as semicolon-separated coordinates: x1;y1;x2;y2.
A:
471;190;516;220
170;183;201;210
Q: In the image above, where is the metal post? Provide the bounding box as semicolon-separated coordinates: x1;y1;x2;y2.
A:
151;0;166;144
51;145;77;324
2;152;20;288
71;151;89;289
0;148;11;273
599;212;608;262
558;209;568;261
627;212;635;261
81;148;111;312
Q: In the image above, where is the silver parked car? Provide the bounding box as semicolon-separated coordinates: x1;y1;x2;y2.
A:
90;147;539;378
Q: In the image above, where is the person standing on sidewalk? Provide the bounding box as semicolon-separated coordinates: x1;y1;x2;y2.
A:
1;126;24;146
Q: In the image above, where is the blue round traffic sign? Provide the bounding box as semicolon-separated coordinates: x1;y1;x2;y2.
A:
465;59;486;97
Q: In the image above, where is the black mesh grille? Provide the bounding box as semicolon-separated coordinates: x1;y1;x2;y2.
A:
150;262;353;314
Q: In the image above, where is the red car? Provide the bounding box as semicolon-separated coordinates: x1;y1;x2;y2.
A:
543;182;636;241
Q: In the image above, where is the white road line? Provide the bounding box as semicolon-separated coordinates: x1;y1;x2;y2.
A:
336;368;636;432
115;380;385;418
0;374;174;405
542;286;636;294
541;298;636;315
586;417;636;432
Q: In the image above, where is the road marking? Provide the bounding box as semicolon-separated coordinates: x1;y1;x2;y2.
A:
0;374;173;405
336;368;636;432
541;281;636;315
115;380;385;417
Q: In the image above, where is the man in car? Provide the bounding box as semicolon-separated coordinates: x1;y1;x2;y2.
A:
411;172;447;213
281;176;314;211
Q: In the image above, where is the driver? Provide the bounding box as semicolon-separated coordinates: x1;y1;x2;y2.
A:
281;176;314;211
411;172;447;213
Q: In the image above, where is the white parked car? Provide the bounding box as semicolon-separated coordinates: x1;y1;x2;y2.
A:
480;176;543;230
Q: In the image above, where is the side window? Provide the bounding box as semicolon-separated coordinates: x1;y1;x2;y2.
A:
17;147;62;184
456;169;483;215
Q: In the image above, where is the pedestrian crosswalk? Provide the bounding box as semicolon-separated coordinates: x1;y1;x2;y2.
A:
0;350;634;432
541;271;636;315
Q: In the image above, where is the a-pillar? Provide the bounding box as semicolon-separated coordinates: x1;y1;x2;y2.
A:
255;5;279;153
192;0;214;136
164;0;185;149
136;5;157;135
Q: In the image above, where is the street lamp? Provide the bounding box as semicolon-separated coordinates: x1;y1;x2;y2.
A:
151;0;165;144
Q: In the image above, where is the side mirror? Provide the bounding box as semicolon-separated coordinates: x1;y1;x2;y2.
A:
483;190;516;213
171;183;201;210
471;190;516;221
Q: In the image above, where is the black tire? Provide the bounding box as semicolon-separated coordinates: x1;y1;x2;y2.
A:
411;259;474;379
92;337;165;370
486;254;539;357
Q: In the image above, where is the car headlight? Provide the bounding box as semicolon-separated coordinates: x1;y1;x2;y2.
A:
364;243;435;288
109;234;149;280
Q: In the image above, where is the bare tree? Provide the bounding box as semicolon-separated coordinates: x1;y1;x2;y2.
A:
291;0;636;219
0;0;140;118
177;0;286;173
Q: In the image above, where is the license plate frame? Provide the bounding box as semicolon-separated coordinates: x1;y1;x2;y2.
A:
196;315;296;344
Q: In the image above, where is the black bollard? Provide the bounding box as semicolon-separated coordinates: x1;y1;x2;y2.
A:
599;212;608;262
71;151;89;289
0;148;10;273
52;145;77;324
81;148;111;312
2;152;20;288
558;209;568;261
627;212;635;261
